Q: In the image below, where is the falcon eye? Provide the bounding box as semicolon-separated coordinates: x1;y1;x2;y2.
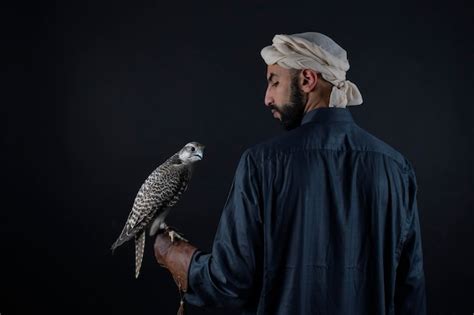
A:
191;147;196;152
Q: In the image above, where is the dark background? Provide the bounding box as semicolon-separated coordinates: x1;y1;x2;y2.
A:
1;0;473;314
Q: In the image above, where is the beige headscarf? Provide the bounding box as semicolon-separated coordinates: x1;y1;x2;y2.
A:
260;32;363;108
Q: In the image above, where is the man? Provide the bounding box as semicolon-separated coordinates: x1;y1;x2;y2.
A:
154;32;427;314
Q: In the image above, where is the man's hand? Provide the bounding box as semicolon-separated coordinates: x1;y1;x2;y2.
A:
154;228;198;292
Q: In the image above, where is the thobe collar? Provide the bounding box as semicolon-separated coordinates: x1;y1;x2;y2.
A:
301;107;354;125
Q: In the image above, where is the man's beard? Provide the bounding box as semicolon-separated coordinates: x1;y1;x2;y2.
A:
270;76;307;131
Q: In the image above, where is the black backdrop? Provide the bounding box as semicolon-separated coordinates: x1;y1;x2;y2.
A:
2;1;473;314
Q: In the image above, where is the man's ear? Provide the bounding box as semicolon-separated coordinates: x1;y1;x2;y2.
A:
300;69;318;93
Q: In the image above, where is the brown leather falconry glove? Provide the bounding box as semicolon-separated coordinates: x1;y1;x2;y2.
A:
154;228;197;293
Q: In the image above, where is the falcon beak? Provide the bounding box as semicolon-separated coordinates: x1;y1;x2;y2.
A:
192;145;204;160
195;145;205;160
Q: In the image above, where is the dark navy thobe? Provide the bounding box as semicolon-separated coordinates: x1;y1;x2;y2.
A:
185;108;426;314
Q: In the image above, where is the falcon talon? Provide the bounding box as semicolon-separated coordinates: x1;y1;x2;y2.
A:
168;230;188;243
168;230;176;243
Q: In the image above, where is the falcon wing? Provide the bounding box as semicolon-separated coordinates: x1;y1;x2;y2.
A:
111;164;187;250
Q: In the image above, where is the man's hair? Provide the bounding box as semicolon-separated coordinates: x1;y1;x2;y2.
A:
289;68;302;78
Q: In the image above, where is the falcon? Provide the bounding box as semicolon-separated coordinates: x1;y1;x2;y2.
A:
111;141;205;278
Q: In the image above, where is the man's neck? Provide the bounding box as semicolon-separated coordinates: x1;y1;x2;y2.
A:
304;97;329;113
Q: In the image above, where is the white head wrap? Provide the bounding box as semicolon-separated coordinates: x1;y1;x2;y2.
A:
260;32;363;108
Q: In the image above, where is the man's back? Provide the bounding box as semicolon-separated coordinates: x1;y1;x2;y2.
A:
184;108;426;315
247;108;426;314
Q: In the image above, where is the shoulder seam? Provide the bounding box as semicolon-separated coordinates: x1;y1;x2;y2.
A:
251;147;408;170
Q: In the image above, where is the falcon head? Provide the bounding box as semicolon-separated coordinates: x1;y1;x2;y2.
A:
178;142;205;164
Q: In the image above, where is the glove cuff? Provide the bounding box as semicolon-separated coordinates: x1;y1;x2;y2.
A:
154;229;198;292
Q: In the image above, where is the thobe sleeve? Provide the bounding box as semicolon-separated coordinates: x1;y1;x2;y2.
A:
184;150;263;308
394;167;427;314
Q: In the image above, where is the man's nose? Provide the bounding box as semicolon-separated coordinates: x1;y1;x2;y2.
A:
264;88;273;107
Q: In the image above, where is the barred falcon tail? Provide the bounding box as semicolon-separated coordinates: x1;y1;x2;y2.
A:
135;231;146;278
